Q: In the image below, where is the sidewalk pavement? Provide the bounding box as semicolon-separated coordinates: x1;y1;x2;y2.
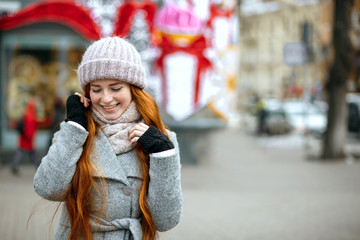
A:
1;128;360;240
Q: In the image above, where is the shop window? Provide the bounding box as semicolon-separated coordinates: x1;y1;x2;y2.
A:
1;33;88;148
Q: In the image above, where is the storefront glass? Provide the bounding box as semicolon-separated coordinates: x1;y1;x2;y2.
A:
1;26;89;149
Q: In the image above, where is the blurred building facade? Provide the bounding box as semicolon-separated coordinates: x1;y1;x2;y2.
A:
237;0;325;105
237;0;360;108
350;0;360;93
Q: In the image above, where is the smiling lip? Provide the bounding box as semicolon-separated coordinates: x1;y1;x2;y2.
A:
102;104;118;111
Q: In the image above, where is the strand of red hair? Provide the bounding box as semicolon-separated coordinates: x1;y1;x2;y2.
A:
64;85;104;240
130;85;169;240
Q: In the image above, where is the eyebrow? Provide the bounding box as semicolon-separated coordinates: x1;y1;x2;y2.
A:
90;82;123;87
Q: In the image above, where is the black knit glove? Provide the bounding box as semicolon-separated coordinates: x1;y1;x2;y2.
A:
65;95;88;129
138;126;174;153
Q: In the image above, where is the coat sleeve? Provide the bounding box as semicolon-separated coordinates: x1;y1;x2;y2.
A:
147;131;183;232
33;122;89;201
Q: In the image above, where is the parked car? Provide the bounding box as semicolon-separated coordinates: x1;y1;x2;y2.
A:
347;93;360;133
262;98;292;135
282;100;327;137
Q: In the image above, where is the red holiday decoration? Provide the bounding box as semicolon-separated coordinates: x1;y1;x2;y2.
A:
155;35;212;109
206;3;235;29
113;0;157;38
0;0;101;41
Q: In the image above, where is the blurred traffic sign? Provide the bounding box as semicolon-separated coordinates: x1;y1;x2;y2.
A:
283;42;307;66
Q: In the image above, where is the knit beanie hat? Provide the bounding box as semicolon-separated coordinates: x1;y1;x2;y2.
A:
77;37;146;90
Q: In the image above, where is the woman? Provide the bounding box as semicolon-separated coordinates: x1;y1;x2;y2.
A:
34;37;183;240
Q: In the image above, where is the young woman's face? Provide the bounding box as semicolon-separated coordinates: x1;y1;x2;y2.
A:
89;79;132;120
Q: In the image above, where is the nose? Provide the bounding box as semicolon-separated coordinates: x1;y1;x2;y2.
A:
102;90;113;104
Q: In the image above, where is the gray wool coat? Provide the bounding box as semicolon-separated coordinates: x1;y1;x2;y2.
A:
33;122;183;240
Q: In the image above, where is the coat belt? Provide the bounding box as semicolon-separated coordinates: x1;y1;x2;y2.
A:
90;215;142;239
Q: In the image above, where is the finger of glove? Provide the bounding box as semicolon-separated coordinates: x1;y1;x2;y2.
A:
129;123;149;140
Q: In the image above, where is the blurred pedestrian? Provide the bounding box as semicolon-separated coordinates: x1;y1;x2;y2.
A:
11;99;40;175
47;97;66;149
33;37;183;240
255;95;267;135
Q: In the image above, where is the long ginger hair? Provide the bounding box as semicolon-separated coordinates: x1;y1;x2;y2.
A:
64;84;167;240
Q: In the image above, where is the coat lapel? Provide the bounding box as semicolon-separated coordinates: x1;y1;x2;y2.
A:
92;131;130;185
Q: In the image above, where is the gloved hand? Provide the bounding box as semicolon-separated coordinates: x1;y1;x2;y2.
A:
138;126;174;153
65;95;88;129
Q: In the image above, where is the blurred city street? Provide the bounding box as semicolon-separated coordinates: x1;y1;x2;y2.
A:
1;127;360;240
1;0;360;240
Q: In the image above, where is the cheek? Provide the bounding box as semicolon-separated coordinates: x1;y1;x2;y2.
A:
89;94;100;105
116;92;132;103
119;96;130;103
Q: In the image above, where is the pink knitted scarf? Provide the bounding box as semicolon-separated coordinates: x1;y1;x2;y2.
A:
91;101;143;154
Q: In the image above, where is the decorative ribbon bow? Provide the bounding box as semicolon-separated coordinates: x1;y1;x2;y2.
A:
206;3;235;29
113;0;157;38
155;35;212;109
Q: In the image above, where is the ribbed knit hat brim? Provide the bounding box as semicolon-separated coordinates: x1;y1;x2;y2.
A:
77;37;146;90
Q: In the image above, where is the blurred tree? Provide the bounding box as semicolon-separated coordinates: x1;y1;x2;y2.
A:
322;0;354;159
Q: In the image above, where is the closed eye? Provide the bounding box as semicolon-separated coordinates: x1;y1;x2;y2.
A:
112;87;122;91
91;89;101;93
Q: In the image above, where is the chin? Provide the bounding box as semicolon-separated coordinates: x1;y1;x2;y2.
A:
103;114;118;120
102;111;126;120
